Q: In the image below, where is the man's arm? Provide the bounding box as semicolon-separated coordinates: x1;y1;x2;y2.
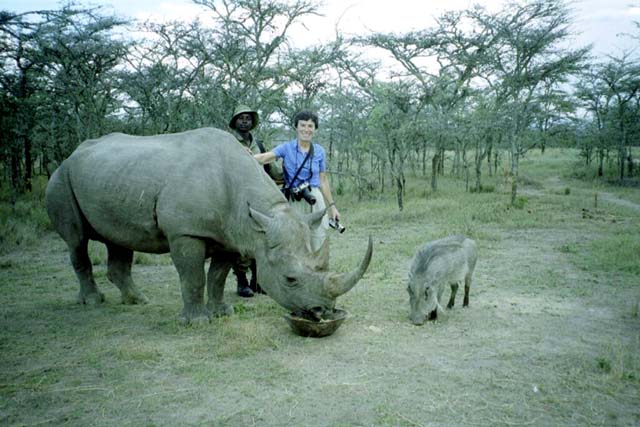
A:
254;151;276;164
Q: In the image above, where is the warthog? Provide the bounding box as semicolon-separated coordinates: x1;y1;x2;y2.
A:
407;235;477;325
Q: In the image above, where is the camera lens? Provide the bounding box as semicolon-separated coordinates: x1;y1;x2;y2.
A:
303;188;316;205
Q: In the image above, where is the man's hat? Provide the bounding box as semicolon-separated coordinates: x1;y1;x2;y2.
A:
229;105;259;130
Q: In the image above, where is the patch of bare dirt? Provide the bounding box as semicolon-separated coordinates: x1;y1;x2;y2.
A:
1;216;639;426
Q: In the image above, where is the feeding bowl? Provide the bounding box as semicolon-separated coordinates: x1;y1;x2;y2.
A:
284;308;348;338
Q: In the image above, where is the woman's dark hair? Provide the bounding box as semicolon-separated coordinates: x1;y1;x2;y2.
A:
293;110;319;129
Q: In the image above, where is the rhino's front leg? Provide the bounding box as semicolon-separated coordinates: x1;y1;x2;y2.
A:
206;255;234;317
169;236;210;325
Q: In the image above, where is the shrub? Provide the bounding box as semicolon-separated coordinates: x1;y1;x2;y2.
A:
512;196;528;209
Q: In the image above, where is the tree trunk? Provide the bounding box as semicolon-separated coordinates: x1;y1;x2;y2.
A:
421;143;427;177
23;134;32;192
597;147;604;177
438;147;445;175
618;127;626;182
510;139;519;206
396;175;404;212
430;153;439;192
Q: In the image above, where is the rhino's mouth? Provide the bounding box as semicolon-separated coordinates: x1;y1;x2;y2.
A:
292;306;328;322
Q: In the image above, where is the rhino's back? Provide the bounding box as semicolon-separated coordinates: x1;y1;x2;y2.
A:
70;128;235;173
57;128;245;252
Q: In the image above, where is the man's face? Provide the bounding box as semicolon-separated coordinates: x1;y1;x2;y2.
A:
296;119;316;143
235;113;253;132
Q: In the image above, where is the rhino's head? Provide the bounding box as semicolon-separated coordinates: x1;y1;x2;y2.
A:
249;206;372;318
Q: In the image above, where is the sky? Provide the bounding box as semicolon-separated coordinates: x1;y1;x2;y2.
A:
4;0;639;59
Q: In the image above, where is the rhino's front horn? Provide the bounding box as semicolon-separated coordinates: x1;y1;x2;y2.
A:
324;236;373;298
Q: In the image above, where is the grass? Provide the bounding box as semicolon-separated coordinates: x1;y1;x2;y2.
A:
1;148;639;426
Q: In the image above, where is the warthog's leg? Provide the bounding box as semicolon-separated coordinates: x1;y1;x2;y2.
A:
206;254;234;317
428;285;446;320
463;273;471;307
69;238;105;305
169;236;210;325
447;282;459;309
106;242;148;305
437;283;446;308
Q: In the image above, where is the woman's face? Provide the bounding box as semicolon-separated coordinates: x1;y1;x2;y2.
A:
296;119;316;143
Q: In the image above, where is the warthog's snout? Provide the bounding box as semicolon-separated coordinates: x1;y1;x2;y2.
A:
410;313;427;326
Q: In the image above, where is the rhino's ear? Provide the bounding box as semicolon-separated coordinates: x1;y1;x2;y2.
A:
248;205;272;232
305;208;326;230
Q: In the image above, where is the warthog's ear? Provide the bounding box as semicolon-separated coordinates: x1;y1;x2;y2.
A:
248;204;271;232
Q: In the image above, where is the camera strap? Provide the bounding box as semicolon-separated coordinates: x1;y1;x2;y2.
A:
283;143;314;194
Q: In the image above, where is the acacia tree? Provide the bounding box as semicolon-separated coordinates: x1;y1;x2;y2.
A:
0;6;127;195
193;0;321;130
39;9;129;144
575;65;615;176
117;0;322;136
1;9;59;195
470;0;588;205
359;6;497;194
363;80;430;210
576;55;640;179
121;20;221;134
531;80;577;154
598;54;640;180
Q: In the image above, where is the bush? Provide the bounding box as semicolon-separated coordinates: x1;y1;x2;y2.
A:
469;184;495;193
512;196;528;209
0;203;52;254
0;179;52;254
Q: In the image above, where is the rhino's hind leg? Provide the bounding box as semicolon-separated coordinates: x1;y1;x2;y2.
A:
170;236;210;325
106;242;149;305
69;239;105;305
46;167;104;305
206;255;234;317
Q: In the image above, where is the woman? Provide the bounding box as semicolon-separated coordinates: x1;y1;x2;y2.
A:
254;110;340;251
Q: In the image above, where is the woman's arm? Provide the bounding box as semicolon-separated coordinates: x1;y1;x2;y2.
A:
319;172;339;221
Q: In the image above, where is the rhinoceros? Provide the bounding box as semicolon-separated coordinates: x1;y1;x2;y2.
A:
45;127;372;324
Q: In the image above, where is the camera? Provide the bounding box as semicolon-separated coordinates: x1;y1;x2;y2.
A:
328;218;346;233
291;182;316;205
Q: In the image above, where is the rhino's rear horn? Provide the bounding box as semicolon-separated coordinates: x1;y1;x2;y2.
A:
324;236;373;298
312;238;330;271
305;208;326;229
249;205;272;231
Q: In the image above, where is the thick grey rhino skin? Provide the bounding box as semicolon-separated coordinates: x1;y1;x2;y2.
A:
407;235;477;325
45;127;373;324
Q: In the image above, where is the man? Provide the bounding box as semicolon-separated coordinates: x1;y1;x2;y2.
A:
254;110;340;253
228;105;281;297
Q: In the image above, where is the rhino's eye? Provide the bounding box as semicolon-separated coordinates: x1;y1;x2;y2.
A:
285;277;297;286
